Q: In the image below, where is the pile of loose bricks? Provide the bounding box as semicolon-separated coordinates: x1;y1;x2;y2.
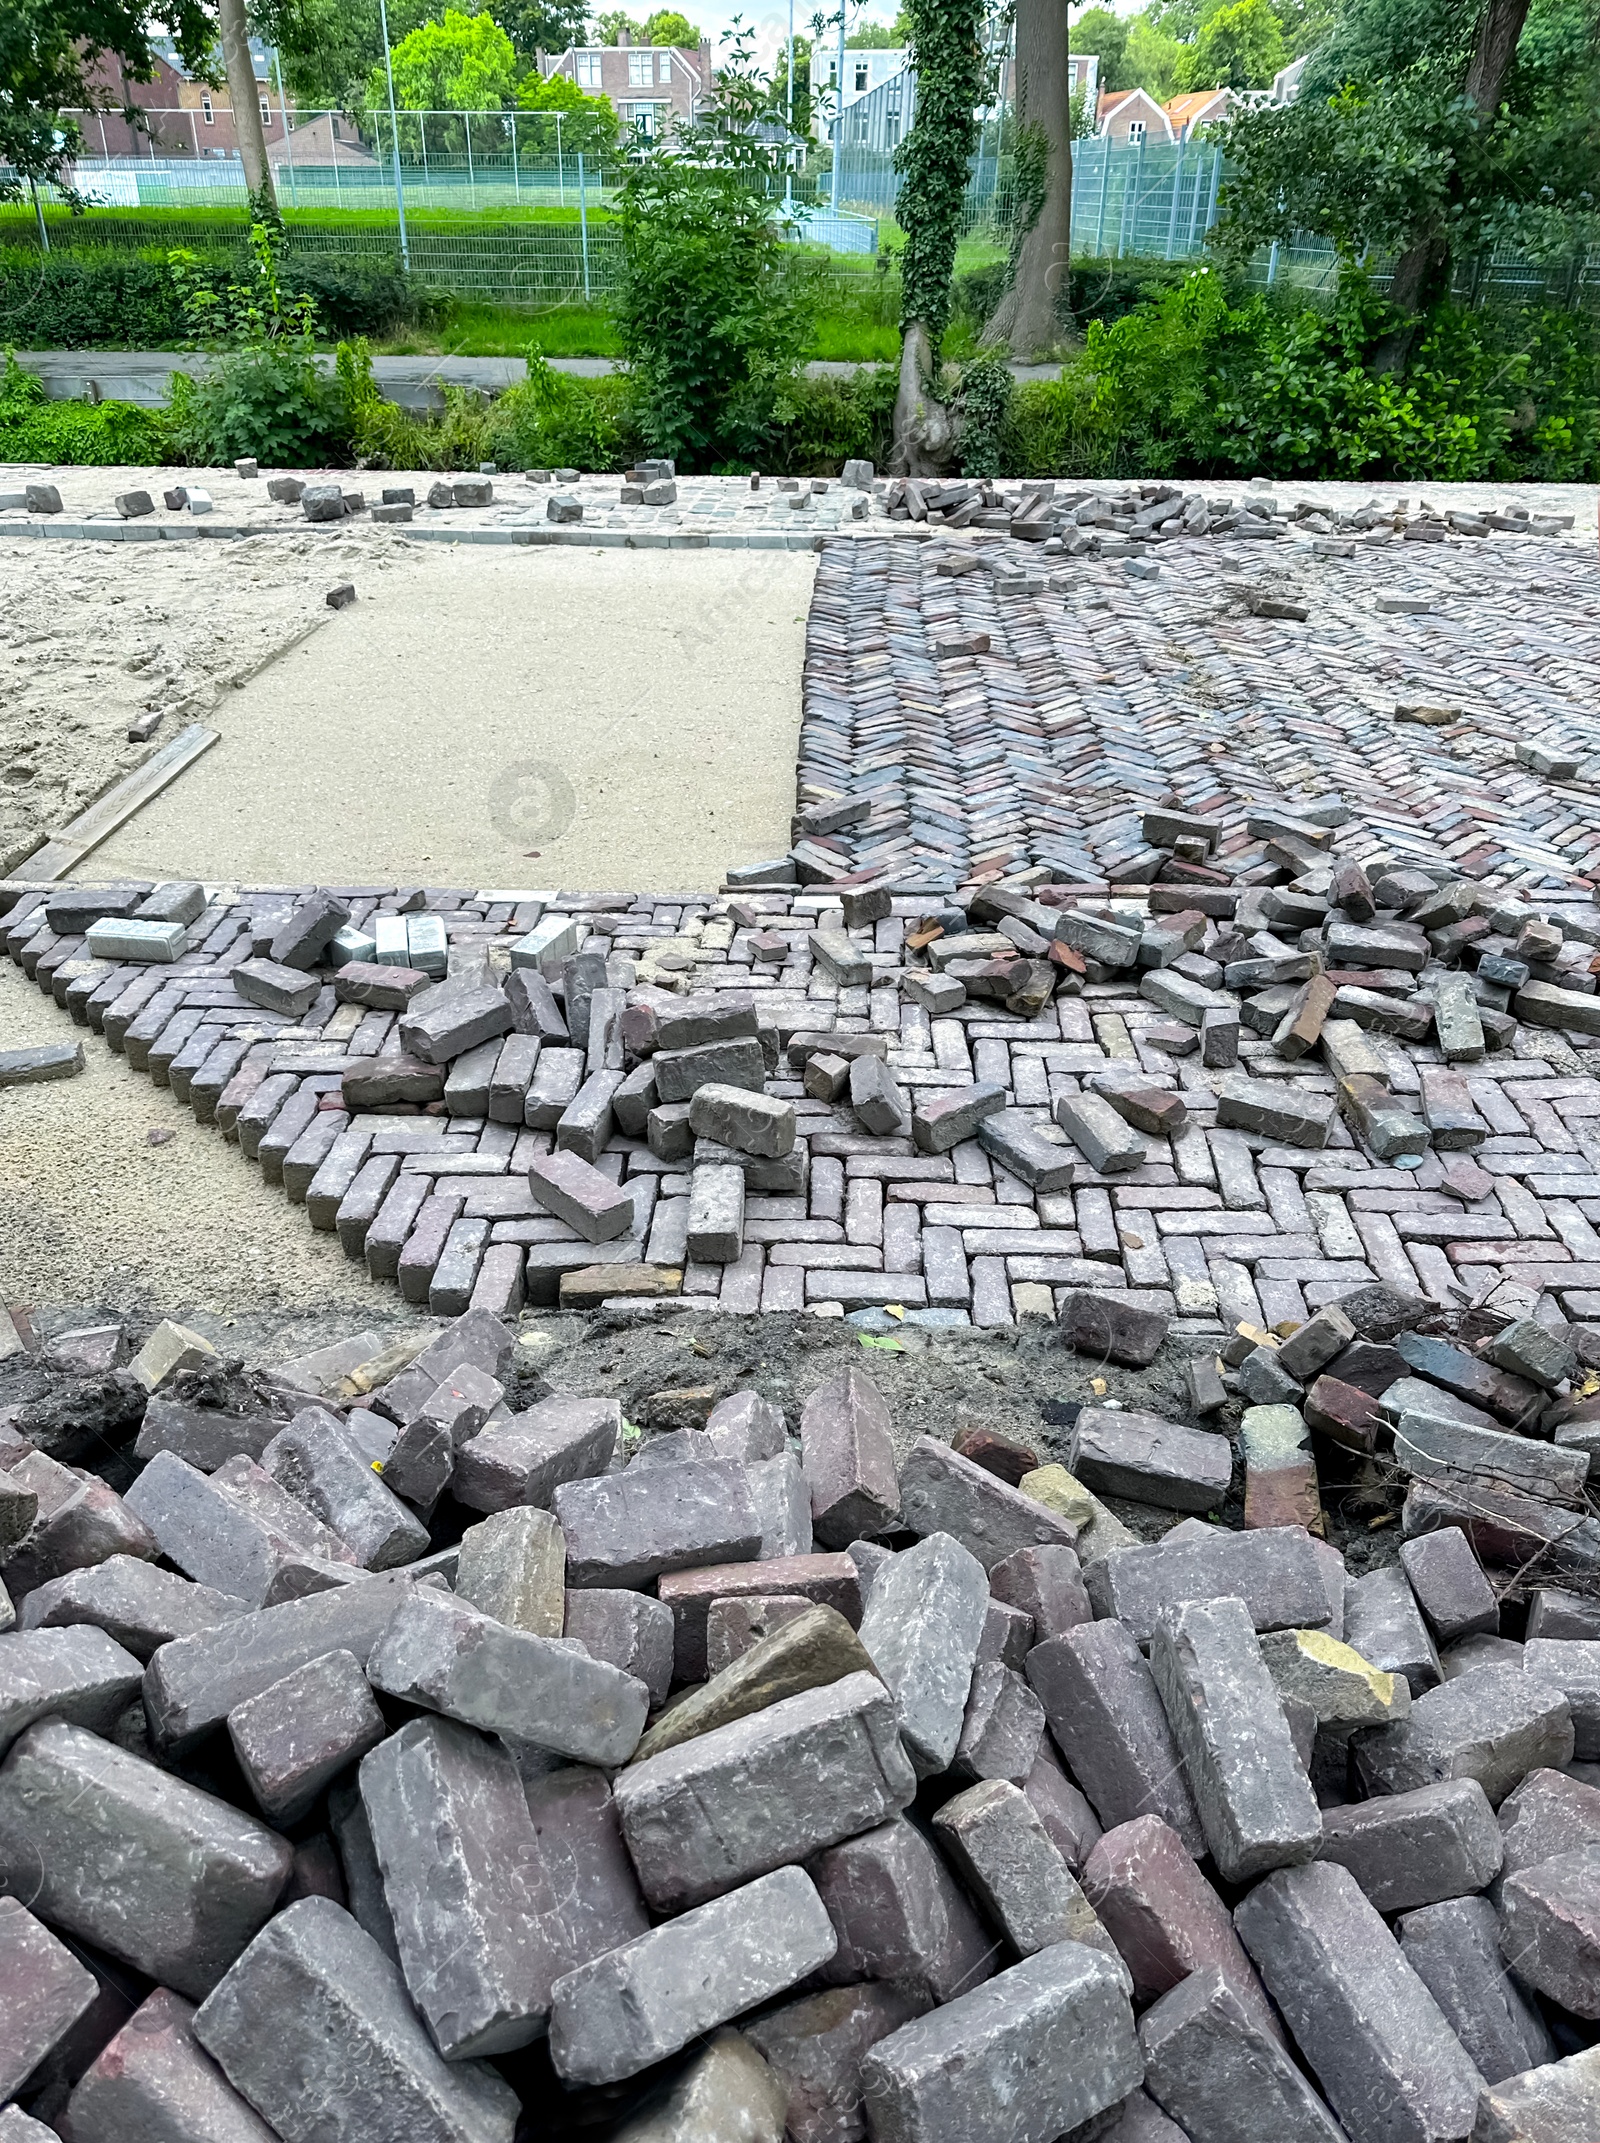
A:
7;1274;1600;2139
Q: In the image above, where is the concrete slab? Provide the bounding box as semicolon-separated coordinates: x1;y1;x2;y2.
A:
82;544;812;894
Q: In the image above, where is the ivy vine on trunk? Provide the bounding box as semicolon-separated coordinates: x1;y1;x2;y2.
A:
891;0;987;474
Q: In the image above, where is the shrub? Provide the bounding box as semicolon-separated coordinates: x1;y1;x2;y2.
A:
760;364;898;476
0;351;171;463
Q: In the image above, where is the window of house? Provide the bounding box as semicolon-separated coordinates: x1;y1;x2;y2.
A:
1127;118;1146;143
658;50;671;81
828;60;837;85
853;62;868;91
628;50;651;84
576;51;601;86
201;91;213;123
260;95;270;123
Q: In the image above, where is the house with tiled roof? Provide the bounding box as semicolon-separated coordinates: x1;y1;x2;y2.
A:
1096;88;1174;144
1164;87;1235;135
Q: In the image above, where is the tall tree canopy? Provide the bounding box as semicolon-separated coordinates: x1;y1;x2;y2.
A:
0;0;212;194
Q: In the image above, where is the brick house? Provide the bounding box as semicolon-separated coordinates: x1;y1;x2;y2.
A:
1164;87;1235;135
541;36;713;140
1096;88;1175;145
74;38;299;159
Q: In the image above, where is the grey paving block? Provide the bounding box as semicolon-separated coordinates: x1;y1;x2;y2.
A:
858;1943;1142;2143
1058;1291;1171;1368
0;1623;144;1756
1497;1766;1600;1884
1026;1623;1206;1857
811;1815;997;2004
399;981;513;1065
745;1450;813;1558
634;1601;874;1761
933;1778;1124;1968
368;1586;648;1764
618;1669;914;1910
1317;1777;1502;1913
1498;1847;1600;2017
1151;1594;1322;1882
953;1658;1046;1786
548;1865;838;2086
898;1435;1080;1569
1398;1895;1555;2084
555;1457;761;1588
705;1388;787;1462
563;1587;674;1707
989;1542;1091;1640
1082;1811;1286;2046
799;1365;902;1548
1354;1661;1574;1805
0;1895;97;2101
454;1506;565;1635
745;1984;928;2143
1085;1523;1334;1642
0;1718;292;1999
227;1647;387;1825
1235;1860;1486;2143
63;1985;278;2143
1398;1526;1500;1646
1343;1563;1443;1696
522;1764;649;1980
1070;1405;1232;1511
123;1448;355;1610
192;1896;519;2142
360;1715;559;2057
1471;2045;1600;2143
1524;1638;1600;1760
1055;1090;1148;1173
858;1531;990;1775
1139;1966;1345;2143
262;1406;430;1570
453;1394;620;1513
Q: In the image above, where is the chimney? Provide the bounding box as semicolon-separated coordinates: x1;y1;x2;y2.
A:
618;27;630;44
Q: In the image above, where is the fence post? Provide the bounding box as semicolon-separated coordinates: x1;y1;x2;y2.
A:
578;150;590;299
1266;238;1280;287
466;116;475;208
1164;134;1185;260
1094;138;1111;256
1203;145;1222;234
511;110;520;203
1117;139;1143;260
557;111;564;205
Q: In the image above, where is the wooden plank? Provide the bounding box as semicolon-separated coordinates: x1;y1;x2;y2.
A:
19;723;221;881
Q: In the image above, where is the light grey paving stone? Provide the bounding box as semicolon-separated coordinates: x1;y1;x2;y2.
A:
548;1866;838;2086
0;1895;97;2102
953;1659;1047;1786
1026;1623;1206;1858
688;1161;745;1262
1398;1527;1500;1647
799;1365;902;1547
1069;1406;1232;1512
226;1647;387;1825
1085;1524;1334;1642
0;1623;144;1757
1497;1766;1600;1885
1471;2044;1600;2143
63;1985;278;2143
1235;1860;1486;2143
858;1531;990;1776
556;1457;761;1588
454;1507;565;1635
705;1388;787;1462
262;1406;430;1570
453;1394;620;1513
1398;1895;1555;2084
1524;1638;1600;1760
1344;1563;1443;1697
745;1452;814;1558
897;1435;1080;1570
360;1715;559;2058
123;1449;356;1610
521;1764;650;1979
329;1779;401;1964
191;1896;519;2143
367;1586;648;1764
0;1719;293;1999
607;2030;788;2143
745;1984;929;2143
811;1815;997;2004
1354;1662;1574;1806
933;1778;1124;1969
858;1942;1142;2143
1151;1594;1323;1883
689;1082;797;1157
1317;1778;1502;1913
989;1542;1091;1642
1497;1847;1600;2018
143;1566;429;1753
1055;1091;1148;1173
1138;1965;1345;2143
616;1668;915;1910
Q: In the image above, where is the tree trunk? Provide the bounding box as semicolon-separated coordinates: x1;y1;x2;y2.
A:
890;320;955;475
1371;0;1530;374
983;0;1075;358
218;0;276;213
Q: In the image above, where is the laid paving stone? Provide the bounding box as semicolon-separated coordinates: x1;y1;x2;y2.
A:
1498;1847;1600;2017
1235;1860;1486;2143
1398;1894;1555;2084
1138;1966;1345;2143
1027;1622;1206;1857
63;1984;279;2143
858;1944;1142;2143
1082;1812;1285;2045
367;1587;648;1765
1354;1660;1574;1804
857;1531;990;1775
0;1894;98;2103
0;1718;293;1999
547;1865;839;2086
192;1895;519;2141
812;1813;995;2004
227;1647;387;1824
1151;1594;1323;1882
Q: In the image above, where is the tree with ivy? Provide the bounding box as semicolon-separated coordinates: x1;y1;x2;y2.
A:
891;0;988;471
982;0;1076;358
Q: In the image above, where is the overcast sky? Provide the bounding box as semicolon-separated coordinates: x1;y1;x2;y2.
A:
693;1;1139;68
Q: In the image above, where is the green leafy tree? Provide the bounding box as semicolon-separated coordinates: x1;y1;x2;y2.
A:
1190;0;1285;83
371;7;522;108
645;10;702;42
846;17;912;48
517;65;620;151
0;0;212;200
596;10;645;41
1122;14;1196;99
1069;5;1130;85
489;0;590;63
892;0;988;469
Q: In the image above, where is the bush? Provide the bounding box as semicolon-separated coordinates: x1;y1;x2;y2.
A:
760;365;898;476
0;245;440;352
0;351;171;463
166;349;350;467
951;255;1200;337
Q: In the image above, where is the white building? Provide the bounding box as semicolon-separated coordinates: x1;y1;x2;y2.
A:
809;44;909;138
